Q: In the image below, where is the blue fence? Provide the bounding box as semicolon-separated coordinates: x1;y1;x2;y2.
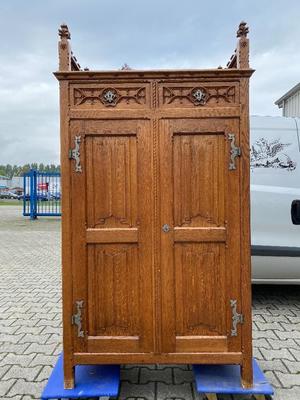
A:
23;169;61;219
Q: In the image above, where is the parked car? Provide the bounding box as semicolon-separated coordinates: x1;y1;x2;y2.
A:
0;191;19;199
250;116;300;283
49;192;61;200
23;193;49;202
7;192;19;199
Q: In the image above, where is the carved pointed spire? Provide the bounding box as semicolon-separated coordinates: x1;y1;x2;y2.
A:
237;21;249;38
58;23;71;71
120;63;132;71
236;21;249;68
59;23;71;40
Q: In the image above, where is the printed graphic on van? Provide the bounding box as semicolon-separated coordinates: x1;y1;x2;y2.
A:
250;138;297;170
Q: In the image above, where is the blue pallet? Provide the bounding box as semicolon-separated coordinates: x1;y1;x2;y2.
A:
41;354;120;399
193;359;273;396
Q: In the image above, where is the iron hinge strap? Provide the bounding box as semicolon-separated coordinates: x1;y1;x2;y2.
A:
230;299;244;337
71;300;85;338
69;135;82;173
228;133;241;170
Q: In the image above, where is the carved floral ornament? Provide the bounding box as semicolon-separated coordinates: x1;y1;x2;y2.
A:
102;88;119;106
191;88;207;105
163;85;235;106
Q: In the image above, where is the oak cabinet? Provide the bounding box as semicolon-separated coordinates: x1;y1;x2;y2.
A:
55;22;254;389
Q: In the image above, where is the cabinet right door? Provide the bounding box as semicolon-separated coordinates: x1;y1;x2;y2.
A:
159;118;243;356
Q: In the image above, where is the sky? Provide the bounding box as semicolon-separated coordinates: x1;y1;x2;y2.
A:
0;0;300;165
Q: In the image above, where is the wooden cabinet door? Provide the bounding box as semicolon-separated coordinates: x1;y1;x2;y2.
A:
159;118;242;356
70;120;154;355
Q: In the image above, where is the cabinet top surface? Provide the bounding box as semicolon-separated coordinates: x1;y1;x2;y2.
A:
54;68;254;81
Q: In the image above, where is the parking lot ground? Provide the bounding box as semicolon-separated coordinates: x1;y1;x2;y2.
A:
0;206;299;400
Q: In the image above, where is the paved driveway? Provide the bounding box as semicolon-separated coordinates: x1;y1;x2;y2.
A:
0;206;299;400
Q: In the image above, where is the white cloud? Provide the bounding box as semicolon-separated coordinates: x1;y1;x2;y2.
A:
0;0;299;163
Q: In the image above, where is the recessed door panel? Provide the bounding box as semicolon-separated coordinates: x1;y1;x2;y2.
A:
88;244;139;336
175;243;224;336
86;135;138;229
173;134;224;228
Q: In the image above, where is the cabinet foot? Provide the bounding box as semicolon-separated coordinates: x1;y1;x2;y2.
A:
205;394;218;400
63;364;75;389
241;359;253;388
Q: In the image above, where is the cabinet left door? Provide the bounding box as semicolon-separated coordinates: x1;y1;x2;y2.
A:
69;119;154;358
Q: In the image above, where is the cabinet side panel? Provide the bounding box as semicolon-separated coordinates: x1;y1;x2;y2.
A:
60;81;74;379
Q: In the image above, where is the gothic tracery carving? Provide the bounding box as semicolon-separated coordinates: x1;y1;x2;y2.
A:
162;85;235;106
73;87;146;107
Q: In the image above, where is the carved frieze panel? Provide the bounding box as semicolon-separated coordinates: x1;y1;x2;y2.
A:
71;84;149;109
159;83;237;107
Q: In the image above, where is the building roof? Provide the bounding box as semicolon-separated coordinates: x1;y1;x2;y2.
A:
275;82;300;108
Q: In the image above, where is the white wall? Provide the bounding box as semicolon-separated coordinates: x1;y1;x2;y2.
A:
283;89;300;117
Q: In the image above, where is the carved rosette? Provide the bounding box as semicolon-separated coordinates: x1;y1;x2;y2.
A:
73;86;146;107
162;85;235;106
190;88;207;105
101;88;120;106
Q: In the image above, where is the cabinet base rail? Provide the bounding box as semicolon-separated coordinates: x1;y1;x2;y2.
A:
41;353;273;399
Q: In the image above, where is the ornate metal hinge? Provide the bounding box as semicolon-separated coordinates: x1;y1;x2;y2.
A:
71;300;84;338
68;135;82;173
230;299;244;337
228;133;241;170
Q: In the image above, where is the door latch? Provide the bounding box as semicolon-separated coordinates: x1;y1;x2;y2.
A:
162;224;170;233
69;135;82;173
228;133;241;170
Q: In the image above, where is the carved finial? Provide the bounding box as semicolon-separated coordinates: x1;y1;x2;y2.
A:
59;24;71;40
236;21;249;38
120;63;132;70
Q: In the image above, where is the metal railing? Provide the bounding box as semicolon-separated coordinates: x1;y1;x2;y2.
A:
23;169;61;219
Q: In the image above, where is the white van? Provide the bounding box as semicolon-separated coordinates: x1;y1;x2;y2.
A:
250;116;300;283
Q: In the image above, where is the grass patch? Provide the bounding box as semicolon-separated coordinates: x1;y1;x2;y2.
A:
0;200;23;206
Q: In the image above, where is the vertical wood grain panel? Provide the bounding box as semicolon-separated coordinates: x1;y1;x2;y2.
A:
71;120;87;354
159;119;176;353
60;80;74;388
240;77;253;387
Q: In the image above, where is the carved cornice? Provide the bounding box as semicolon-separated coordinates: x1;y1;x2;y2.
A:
54;69;254;81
